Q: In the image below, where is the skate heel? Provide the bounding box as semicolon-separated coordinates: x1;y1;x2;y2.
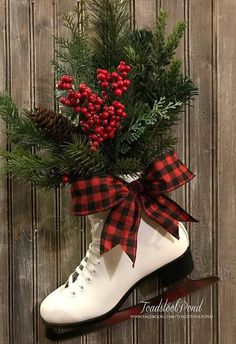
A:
158;247;194;287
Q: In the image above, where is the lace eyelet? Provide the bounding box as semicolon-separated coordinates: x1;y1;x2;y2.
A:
92;269;96;275
72;291;76;296
97;261;101;265
79;285;84;291
86;277;91;283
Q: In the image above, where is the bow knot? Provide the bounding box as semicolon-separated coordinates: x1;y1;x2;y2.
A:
71;151;197;266
129;178;145;195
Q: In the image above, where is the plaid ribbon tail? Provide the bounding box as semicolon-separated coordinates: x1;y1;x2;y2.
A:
100;193;141;265
141;194;198;239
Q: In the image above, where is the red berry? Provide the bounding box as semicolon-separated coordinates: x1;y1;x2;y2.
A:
79;83;87;92
95;126;103;134
87;103;95;111
73;106;81;112
101;120;108;126
94;104;101;111
67;90;75;98
101;112;109;119
97;73;106;81
62;174;70;184
122;86;127;92
112;82;118;89
61;83;72;90
121;72;127;78
116;108;123;116
109;121;116;127
87;119;95;126
120;61;126;65
74;92;82;99
96;97;103;105
101;91;107;97
81;91;88;98
101;81;109;88
106;125;112;132
108;132;115;139
115;116;121;122
111;72;119;79
97;68;103;74
80;107;88;115
98;137;104;143
88;95;96;102
108;106;115;115
86;88;92;96
83;124;90;131
112;100;120;108
102;132;108;139
68;98;77;106
59;96;68;105
61;75;73;83
123;79;131;87
125;65;132;73
121;111;127;118
114;89;123;97
118;64;125;72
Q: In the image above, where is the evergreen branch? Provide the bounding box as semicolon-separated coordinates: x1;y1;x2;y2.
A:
109;157;143;176
120;98;182;154
165;21;186;60
88;0;130;68
62;136;108;176
0;93;57;148
0;149;62;188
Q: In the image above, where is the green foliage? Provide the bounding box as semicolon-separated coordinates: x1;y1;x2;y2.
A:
119;98;183;161
88;0;130;69
52;0;93;86
0;93;56;148
0;4;198;189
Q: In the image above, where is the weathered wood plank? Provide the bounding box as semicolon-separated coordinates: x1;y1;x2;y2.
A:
134;2;160;344
188;1;214;343
33;0;58;343
160;1;188;343
0;0;9;343
9;0;34;342
56;1;84;343
217;0;236;343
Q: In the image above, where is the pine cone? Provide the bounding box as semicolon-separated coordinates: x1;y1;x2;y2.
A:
30;108;79;142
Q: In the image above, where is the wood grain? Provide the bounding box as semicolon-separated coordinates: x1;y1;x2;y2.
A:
9;0;34;343
0;0;9;343
134;2;160;344
217;0;236;343
160;1;188;343
188;1;215;343
33;1;58;343
0;0;235;343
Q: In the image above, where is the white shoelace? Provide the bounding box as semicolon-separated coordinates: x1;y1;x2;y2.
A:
66;228;102;295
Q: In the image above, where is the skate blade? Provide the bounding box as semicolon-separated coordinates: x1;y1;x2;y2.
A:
46;275;220;341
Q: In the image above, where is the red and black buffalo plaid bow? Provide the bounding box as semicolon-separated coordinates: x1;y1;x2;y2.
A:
71;150;197;265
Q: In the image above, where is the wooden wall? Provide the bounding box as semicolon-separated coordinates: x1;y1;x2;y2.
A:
0;0;235;343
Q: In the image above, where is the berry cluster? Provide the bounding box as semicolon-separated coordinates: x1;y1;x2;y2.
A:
97;61;131;98
56;62;132;150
